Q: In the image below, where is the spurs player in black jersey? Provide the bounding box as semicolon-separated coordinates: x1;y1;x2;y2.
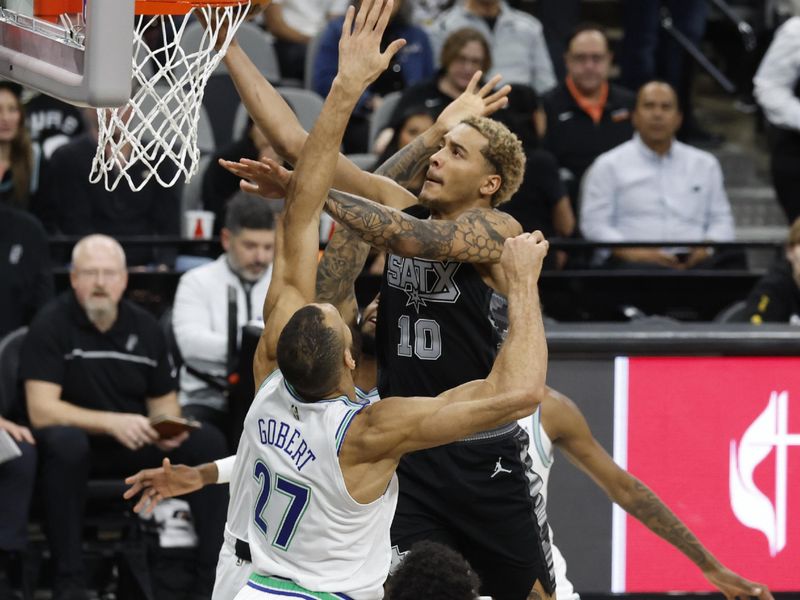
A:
219;29;550;600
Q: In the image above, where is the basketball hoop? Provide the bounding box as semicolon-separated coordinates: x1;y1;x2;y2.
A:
88;0;255;191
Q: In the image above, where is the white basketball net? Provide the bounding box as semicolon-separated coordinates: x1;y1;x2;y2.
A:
90;2;251;192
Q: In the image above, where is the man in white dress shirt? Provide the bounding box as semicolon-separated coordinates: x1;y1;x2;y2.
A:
754;15;800;225
172;195;275;435
580;81;735;269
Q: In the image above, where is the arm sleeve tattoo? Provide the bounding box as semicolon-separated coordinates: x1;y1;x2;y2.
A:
325;189;512;263
623;479;712;570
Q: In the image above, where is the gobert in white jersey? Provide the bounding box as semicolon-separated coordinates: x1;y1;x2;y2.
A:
127;1;550;598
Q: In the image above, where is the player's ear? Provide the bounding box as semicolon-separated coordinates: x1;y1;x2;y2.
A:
480;173;501;198
344;347;356;371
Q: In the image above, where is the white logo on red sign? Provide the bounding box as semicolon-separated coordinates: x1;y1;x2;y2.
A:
729;391;800;557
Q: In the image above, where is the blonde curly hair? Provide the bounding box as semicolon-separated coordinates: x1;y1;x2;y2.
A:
461;116;525;207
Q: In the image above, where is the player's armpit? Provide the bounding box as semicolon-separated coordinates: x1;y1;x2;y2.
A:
326;190;521;263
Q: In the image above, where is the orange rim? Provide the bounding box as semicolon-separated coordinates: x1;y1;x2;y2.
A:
33;0;250;18
135;0;250;15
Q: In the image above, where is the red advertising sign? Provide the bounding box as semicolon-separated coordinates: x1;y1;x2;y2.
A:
613;357;800;592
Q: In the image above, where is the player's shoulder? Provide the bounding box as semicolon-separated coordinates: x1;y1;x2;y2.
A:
458;207;522;236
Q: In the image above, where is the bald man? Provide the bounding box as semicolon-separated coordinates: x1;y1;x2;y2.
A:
21;234;227;600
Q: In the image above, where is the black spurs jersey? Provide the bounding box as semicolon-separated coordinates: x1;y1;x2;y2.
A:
376;251;501;400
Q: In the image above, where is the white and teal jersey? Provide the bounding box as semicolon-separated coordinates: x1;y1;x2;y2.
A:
232;370;397;600
228;386;381;546
355;386;380;406
518;409;580;600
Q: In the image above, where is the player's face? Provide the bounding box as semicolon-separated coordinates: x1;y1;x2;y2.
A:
397;113;434;149
0;89;21;143
71;248;128;318
360;294;380;339
224;227;276;282
632;83;682;148
419;124;498;211
565;31;611;95
444;40;486;93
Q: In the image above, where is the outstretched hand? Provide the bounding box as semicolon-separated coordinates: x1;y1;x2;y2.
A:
335;0;407;92
437;71;512;131
704;566;773;600
123;458;205;515
219;157;292;199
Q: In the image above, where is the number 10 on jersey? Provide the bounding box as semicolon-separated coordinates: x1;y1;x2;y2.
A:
254;460;311;551
397;316;442;360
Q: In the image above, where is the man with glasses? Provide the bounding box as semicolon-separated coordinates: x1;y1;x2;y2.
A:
540;25;636;204
21;234;227;600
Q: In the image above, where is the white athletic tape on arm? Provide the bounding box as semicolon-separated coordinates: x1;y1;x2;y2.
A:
214;455;237;484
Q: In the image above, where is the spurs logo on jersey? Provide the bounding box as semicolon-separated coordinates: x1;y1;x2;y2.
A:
386;255;461;312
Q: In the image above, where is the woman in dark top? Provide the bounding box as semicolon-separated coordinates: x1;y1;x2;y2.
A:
743;218;800;324
0;82;39;210
389;27;541;148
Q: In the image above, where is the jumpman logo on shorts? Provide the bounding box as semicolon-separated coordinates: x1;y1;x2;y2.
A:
491;457;512;478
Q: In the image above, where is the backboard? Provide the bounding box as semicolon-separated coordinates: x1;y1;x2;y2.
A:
0;0;135;107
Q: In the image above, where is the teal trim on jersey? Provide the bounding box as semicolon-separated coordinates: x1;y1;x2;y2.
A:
247;573;354;600
257;369;282;394
335;408;362;454
355;387;378;405
283;380;361;408
532;409;553;468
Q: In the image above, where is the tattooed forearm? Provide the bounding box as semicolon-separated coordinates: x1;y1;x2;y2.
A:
624;479;712;570
316;225;370;324
373;133;437;187
326;189;512;263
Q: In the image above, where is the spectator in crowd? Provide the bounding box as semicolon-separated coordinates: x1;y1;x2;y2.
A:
409;0;453;27
0;82;41;211
21;234;227;599
374;104;436;182
387;541;481;600
0;203;53;337
743;217;800;324
202;120;284;233
387;27;540;149
619;0;718;145
312;0;434;153
753;15;800;224
37;109;180;268
172;196;275;437
263;0;347;82
500;149;573;269
428;0;556;95
0;394;36;599
580;81;735;269
25;92;86;161
540;25;635;204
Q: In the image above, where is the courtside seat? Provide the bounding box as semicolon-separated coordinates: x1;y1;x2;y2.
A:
0;328;154;600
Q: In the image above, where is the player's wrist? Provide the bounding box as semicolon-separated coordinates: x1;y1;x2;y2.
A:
198;462;219;487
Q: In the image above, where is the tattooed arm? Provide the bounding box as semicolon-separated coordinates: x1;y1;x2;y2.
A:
545;389;773;600
326;189;521;263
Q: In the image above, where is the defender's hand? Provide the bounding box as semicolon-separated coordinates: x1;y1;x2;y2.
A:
703;566;773;600
219;157;292;199
436;71;511;131
500;231;549;284
123;458;205;515
335;0;406;92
